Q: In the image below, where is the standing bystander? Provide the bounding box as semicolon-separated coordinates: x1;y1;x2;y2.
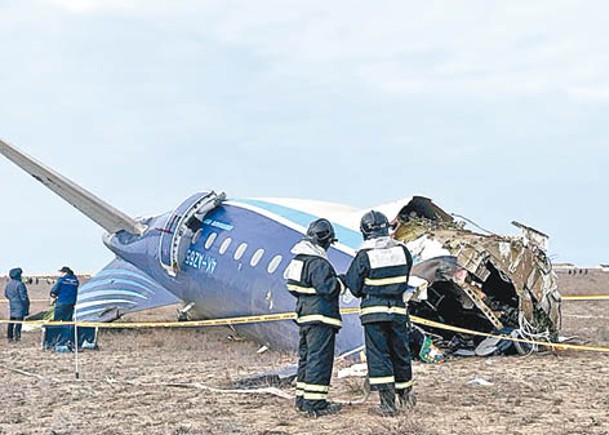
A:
4;267;30;343
50;266;79;321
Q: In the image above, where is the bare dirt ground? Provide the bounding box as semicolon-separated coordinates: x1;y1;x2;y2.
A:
1;274;608;435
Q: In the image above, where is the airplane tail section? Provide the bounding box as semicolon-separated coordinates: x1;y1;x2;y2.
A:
75;257;182;321
0;138;146;235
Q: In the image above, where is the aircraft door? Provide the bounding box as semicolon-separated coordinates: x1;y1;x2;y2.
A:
158;191;225;276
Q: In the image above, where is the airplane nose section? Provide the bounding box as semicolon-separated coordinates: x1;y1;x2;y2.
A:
102;228;154;271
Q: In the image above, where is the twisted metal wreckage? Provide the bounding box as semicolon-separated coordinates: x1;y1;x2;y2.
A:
393;197;561;358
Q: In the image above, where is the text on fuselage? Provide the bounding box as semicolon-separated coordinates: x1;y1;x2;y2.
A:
184;249;218;274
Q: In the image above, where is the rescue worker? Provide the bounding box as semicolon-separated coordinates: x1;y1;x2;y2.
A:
4;267;30;342
51;266;79;321
344;210;416;416
286;218;344;417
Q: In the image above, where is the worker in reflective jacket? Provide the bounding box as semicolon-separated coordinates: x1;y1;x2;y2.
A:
344;210;416;416
286;218;343;417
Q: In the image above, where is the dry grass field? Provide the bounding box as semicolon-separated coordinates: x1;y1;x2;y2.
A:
1;273;608;435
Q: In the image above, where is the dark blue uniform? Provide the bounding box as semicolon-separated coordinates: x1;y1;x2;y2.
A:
48;271;80;349
344;236;413;394
51;273;79;321
286;240;343;412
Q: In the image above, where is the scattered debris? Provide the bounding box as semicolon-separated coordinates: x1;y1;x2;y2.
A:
0;364;59;382
0;365;294;400
105;377;294;400
467;377;494;387
337;363;368;379
234;365;298;388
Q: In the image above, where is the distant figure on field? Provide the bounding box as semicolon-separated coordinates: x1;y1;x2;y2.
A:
4;267;30;343
50;266;79;321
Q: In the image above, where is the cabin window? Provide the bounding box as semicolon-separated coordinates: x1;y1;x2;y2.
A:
250;248;265;267
267;255;283;274
234;243;248;260
192;229;203;245
205;232;217;249
219;237;232;255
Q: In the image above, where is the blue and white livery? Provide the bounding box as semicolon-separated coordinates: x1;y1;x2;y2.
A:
0;139;426;356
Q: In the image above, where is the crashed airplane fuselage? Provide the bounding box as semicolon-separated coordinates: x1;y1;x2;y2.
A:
0;139;561;356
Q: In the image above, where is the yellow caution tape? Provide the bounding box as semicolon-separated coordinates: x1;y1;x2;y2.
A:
561;295;609;301
2;294;606;305
0;294;605;306
0;299;51;304
0;312;298;329
408;314;609;353
1;306;608;353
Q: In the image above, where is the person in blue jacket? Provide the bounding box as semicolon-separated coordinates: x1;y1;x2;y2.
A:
4;267;30;342
50;266;79;321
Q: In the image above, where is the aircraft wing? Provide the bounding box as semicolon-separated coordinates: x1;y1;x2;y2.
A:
74;257;181;321
0;138;146;235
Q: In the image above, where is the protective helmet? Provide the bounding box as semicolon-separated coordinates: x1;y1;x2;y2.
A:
360;210;389;240
306;218;337;250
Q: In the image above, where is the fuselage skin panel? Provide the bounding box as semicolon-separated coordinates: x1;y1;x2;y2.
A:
92;195;367;355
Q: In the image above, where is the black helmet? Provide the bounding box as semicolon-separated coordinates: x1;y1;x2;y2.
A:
360;210;389;240
306;218;337;250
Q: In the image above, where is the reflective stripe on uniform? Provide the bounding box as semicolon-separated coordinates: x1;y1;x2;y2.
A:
360;306;408;316
395;380;413;390
297;314;342;327
304;383;329;393
303;391;328;400
295;381;306;396
287;284;317;294
286;259;305;281
366;247;407;268
369;375;395;385
364;276;408;286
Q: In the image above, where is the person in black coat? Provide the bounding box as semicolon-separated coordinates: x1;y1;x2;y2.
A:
286;218;344;417
344;210;416;416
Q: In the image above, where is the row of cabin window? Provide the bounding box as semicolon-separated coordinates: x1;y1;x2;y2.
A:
196;230;283;274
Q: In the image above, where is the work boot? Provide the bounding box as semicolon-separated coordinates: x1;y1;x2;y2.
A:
368;389;399;417
397;387;417;409
306;401;342;418
295;397;306;413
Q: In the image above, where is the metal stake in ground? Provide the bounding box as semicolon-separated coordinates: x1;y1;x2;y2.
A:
74;323;80;379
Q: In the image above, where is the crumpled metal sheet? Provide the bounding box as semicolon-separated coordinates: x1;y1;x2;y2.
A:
393;197;561;336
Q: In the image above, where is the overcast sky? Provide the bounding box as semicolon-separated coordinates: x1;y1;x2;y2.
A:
0;0;607;274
